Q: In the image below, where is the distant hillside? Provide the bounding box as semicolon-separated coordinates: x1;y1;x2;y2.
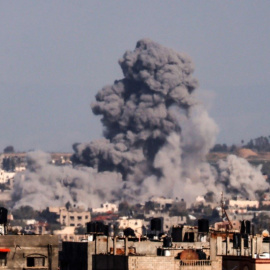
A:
211;135;270;153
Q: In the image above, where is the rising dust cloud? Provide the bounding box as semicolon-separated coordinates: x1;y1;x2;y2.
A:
12;39;269;209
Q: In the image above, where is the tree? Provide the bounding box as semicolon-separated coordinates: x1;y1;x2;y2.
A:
3;146;15;153
12;206;38;220
2;158;15;171
118;201;131;216
38;208;59;224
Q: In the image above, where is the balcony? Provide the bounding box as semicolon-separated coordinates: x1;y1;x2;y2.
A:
179;260;213;270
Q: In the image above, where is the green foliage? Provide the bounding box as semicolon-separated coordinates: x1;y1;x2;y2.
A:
118;201;131;216
38;208;59;224
3;146;14;153
210;144;228;152
12;206;38;220
245;136;270;152
65;201;72;210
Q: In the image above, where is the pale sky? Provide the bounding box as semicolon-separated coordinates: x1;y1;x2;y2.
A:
1;1;270;152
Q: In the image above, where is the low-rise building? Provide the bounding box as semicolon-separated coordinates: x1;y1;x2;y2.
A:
229;199;259;214
0;235;58;269
144;211;187;233
150;196;174;210
117;217;143;237
0;170;15;184
92;202;118;213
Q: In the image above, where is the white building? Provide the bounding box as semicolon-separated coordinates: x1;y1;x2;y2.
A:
92;202;118;213
117;217;143;237
229;199;259;214
0;170;15;184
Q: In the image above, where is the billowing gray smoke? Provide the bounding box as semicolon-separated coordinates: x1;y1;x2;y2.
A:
72;39;199;183
12;151;123;209
11;39;269;209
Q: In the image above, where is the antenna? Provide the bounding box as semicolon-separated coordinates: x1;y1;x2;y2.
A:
221;192;233;230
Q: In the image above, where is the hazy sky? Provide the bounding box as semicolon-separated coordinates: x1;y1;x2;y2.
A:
1;1;270;152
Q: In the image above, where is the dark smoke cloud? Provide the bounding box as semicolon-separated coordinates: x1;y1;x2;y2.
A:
11;39;269;209
72;39;198;182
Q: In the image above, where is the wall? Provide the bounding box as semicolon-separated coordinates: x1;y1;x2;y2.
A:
93;255;219;270
60;236;216;270
0;235;58;270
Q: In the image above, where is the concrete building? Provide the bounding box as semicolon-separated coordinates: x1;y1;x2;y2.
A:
49;206;91;228
117;217;143;237
92;202;118;213
0;169;15;184
150;196;174;210
60;230;270;270
229;199;259;214
0;234;58;269
215;234;270;269
60;233;222;270
144;212;187;233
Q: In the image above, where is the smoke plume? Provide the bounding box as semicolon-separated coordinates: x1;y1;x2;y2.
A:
12;151;123;209
11;39;269;209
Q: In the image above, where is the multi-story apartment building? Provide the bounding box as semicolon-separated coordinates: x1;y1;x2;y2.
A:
117;217;143;237
49;206;91;227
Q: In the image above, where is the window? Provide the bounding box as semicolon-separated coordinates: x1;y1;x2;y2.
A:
27;257;44;267
85;216;89;219
26;255;46;267
70;224;75;226
70;216;74;220
77;216;82;220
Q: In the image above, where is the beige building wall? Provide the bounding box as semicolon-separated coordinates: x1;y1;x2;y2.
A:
118;218;143;237
59;208;91;227
49;206;91;227
0;235;58;269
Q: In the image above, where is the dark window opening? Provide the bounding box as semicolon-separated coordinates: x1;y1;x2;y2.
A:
27;256;45;267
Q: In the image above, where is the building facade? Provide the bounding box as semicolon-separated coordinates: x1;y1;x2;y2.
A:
0;235;58;269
